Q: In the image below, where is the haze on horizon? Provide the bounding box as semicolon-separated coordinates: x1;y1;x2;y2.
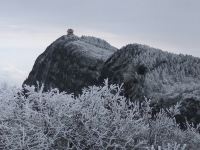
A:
0;0;200;86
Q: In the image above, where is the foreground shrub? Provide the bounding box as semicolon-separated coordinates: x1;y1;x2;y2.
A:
0;80;199;149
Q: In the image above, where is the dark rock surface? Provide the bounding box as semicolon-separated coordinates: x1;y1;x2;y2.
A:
23;35;117;95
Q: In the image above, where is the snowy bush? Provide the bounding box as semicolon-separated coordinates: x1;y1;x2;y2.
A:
0;80;199;149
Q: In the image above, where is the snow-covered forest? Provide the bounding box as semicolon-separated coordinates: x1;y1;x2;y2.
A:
103;44;200;101
0;80;199;150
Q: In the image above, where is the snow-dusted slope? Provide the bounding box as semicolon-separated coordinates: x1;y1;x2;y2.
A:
80;36;117;52
23;34;117;95
101;44;200;101
100;44;200;125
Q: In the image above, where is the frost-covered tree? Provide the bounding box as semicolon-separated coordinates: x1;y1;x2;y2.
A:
0;81;199;149
100;43;200;126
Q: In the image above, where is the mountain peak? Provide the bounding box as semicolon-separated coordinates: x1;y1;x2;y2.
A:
23;33;117;94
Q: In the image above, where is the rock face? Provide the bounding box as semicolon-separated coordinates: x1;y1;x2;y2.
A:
23;35;117;95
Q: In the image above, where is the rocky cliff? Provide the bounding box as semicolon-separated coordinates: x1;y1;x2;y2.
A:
23;34;117;95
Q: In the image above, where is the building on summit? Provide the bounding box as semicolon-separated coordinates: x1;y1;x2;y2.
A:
67;28;74;36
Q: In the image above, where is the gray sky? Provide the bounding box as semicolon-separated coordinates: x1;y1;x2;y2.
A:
0;0;200;86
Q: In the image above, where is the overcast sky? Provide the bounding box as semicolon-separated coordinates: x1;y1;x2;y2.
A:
0;0;200;86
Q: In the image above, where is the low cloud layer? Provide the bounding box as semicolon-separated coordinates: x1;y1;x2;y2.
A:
0;64;27;86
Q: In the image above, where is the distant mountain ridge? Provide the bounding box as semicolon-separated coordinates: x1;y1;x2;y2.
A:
101;44;200;102
23;33;200;125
